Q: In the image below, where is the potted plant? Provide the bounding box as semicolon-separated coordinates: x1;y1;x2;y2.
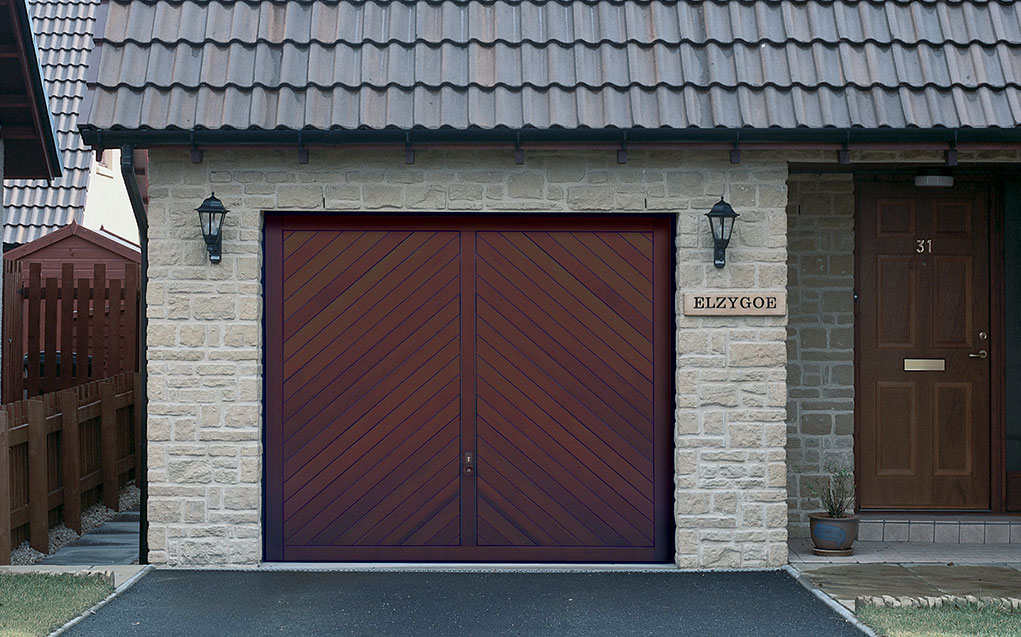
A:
806;466;858;556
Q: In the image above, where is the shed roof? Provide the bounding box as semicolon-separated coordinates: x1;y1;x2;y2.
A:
3;0;100;245
81;0;1021;145
3;219;141;263
0;0;62;179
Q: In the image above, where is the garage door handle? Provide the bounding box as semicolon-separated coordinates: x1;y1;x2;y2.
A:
463;452;475;476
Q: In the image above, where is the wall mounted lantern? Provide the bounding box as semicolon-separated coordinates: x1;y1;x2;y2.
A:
196;193;228;263
705;197;739;268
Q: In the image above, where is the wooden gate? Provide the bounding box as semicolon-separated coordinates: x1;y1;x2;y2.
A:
265;215;673;562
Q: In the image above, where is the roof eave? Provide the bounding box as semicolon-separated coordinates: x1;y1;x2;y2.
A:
79;126;1021;152
2;0;62;180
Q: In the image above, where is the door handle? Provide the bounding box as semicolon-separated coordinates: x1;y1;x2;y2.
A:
463;452;475;476
968;350;988;359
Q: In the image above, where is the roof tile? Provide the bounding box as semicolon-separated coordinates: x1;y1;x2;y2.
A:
82;0;1021;133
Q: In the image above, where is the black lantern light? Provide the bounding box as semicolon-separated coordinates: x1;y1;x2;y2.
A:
705;197;739;268
196;193;228;263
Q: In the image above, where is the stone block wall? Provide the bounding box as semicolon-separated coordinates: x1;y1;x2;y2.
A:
143;147;788;567
785;173;856;536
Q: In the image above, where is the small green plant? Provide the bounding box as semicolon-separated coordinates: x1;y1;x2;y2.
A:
807;466;855;518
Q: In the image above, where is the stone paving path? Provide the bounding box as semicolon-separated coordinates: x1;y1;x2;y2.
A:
39;509;140;566
790;539;1021;611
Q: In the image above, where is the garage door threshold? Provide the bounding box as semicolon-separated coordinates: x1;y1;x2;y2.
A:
256;562;684;573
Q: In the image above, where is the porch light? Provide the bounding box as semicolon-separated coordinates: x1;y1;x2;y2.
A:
196;193;228;263
705;197;739;268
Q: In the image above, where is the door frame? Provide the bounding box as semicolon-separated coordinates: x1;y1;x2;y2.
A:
853;172;1007;513
261;212;677;562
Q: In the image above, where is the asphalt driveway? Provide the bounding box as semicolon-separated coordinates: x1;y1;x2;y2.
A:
65;569;863;636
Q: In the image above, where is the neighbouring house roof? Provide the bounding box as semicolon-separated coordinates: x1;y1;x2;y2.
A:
0;0;62;179
81;0;1021;147
3;0;100;245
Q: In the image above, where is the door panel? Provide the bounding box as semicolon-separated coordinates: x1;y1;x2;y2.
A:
858;181;991;509
264;216;673;562
475;230;657;551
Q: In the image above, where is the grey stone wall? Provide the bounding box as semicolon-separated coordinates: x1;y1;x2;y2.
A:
143;147;789;567
785;173;856;536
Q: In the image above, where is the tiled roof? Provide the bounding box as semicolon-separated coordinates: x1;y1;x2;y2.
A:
4;0;99;245
82;0;1021;135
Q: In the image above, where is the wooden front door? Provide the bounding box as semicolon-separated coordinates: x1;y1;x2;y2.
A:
264;215;673;561
857;180;991;509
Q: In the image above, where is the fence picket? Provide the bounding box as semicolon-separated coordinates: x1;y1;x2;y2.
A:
27;399;48;553
44;277;58;387
99;382;119;511
60;264;74;389
26;264;42;398
59;390;81;533
0;412;9;564
93;264;108;380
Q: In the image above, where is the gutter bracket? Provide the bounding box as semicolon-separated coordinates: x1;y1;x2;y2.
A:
404;132;415;165
945;131;958;167
189;132;203;164
730;132;741;164
297;131;309;165
838;132;850;165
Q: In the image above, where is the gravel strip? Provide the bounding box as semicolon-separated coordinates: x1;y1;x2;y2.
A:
9;483;140;566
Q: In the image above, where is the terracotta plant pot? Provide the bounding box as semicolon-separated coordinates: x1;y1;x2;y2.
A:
808;513;859;556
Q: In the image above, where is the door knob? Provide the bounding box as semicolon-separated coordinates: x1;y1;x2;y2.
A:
968;350;988;359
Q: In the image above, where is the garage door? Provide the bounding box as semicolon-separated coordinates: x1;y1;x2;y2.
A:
264;215;673;562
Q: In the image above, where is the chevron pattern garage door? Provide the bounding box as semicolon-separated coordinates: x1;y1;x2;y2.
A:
265;216;672;562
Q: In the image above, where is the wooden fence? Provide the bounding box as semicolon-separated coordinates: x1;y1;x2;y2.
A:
2;260;139;402
0;372;141;564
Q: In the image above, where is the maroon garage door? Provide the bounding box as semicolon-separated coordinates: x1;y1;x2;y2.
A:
265;215;673;562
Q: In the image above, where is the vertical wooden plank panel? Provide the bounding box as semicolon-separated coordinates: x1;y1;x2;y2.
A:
124;264;139;374
60;264;75;390
0;412;10;564
76;277;91;383
100;382;119;511
93;264;108;379
109;279;122;375
27;399;48;553
59;390;81;533
27;264;42;397
44;277;58;393
11;264;24;401
133;373;142;482
2;262;17;403
459;230;475;547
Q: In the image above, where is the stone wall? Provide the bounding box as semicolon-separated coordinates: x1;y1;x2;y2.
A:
784;173;856;536
143;147;789;567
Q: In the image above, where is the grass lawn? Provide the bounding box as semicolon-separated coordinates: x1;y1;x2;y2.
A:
0;574;112;637
857;604;1021;637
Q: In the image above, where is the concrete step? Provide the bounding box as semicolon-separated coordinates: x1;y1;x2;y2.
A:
857;515;1021;544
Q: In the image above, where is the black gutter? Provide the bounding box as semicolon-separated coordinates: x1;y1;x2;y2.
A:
81;126;1021;149
120;145;148;565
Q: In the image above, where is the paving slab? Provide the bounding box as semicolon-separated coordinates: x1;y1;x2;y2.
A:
0;564;147;588
39;509;139;566
62;570;865;637
795;562;1021;611
906;565;1021;598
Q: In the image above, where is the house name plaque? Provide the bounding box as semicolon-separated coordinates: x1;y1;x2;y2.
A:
683;291;787;316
